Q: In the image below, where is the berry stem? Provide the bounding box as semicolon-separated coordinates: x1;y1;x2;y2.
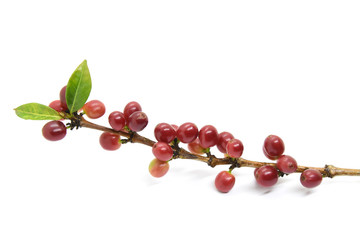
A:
78;117;360;178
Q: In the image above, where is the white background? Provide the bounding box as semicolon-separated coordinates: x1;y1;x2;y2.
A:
1;0;360;239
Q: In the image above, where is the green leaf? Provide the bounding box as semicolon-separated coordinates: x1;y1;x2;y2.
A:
66;60;92;114
14;103;63;120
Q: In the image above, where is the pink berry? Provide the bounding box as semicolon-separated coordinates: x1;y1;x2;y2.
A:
199;125;219;148
226;139;244;158
152;142;173;161
217;131;234;153
300;169;323;188
149;158;169;178
276;155;298;174
59;85;68;110
255;165;278;187
99;132;121;150
215;171;235;193
188;138;206;155
263;135;285;160
49;100;67;113
42;121;67;141
83;100;106;119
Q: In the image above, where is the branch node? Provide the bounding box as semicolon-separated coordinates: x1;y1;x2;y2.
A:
324;164;336;178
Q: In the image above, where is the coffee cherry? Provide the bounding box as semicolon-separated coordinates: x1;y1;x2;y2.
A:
199;125;219;148
128;111;148;132
152;142;173;161
59;85;68;110
99;132;121;150
215;171;235;193
171;124;179;131
108;111;126;131
300;169;323;188
188;138;206;154
149;158;170;178
226;139;244;158
154;123;176;143
42;120;67;141
255;165;278;187
177;122;198;143
83;100;106;119
49;100;67;113
217;131;234;153
124;101;142;121
276;155;297;174
263;135;285;160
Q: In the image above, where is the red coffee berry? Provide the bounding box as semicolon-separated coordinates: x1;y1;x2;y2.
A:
108;111;126;131
154;123;176;143
263;146;278;160
263;135;285;160
199;125;219;148
83;100;106;119
49;100;67;113
177;122;198;143
215;171;235;193
149;158;170;178
152;142;173;161
226;139;244;158
217;131;234;153
42;120;67;141
171;124;179;131
128;111;148;132
188;138;206;155
124;101;142;121
99;132;121;151
276;155;298;174
59;85;68;110
300;169;323;188
255;165;279;187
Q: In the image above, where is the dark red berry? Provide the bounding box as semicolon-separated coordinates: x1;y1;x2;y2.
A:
199;125;218;148
217;131;234;153
128;111;148;132
99;132;121;150
215;171;235;193
108;111;126;131
42;120;67;141
226;139;244;158
263;135;285;160
154;123;176;143
188;138;206;154
49;100;67;113
152;142;173;161
83;100;106;119
124;101;142;121
149;158;170;178
177;122;198;143
59;86;68;110
263;146;277;160
300;169;322;188
255;165;278;187
276;155;298;174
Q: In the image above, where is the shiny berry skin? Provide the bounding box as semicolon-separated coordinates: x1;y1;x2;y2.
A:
226;139;244;158
215;171;235;193
42;121;67;141
83;100;106;119
263;135;285;160
300;169;323;188
152;142;173;161
108;111;126;131
263;146;277;160
171;124;179;131
128;111;148;132
217;131;234;153
99;132;121;150
59;85;68;110
49;100;67;112
149;158;169;178
199;125;219;148
276;155;298;174
177;122;198;143
154;123;176;143
188;138;206;154
255;165;279;187
124;101;142;121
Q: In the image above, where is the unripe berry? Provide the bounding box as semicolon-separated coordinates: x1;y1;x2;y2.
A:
188;138;206;155
154;123;176;143
300;169;322;188
226;139;244;158
128;111;148;132
255;165;278;187
263;135;285;160
199;125;218;148
152;142;173;161
83;100;106;119
99;132;121;150
149;158;170;178
215;171;235;193
276;155;297;174
42;120;67;141
217;131;234;153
